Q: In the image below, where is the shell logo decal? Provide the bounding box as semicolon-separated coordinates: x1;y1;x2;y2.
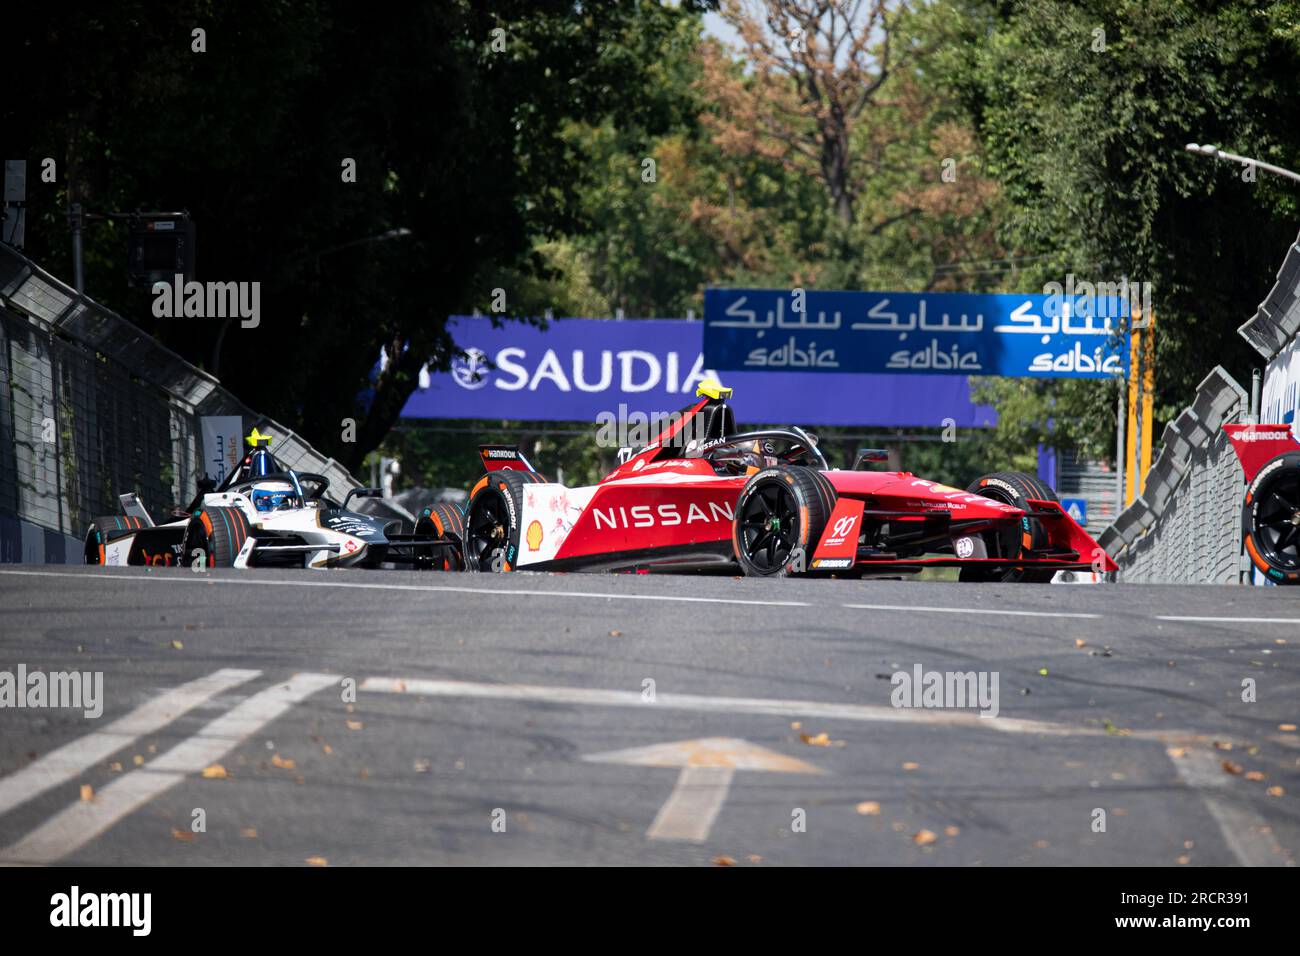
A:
526;520;544;551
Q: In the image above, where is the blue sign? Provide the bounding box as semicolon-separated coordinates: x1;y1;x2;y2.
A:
704;288;1130;378
1061;498;1088;525
401;317;997;428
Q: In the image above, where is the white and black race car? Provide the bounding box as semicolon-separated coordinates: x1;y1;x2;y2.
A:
85;430;465;570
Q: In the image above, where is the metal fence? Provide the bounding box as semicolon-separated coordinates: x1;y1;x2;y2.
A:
0;243;366;561
1099;226;1300;585
1097;366;1249;583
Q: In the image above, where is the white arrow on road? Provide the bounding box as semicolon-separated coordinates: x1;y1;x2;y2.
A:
583;737;825;843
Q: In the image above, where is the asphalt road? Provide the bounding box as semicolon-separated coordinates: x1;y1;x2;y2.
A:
0;565;1296;866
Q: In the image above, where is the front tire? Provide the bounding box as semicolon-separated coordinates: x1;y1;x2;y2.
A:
961;471;1058;583
464;471;548;572
732;466;835;576
1242;451;1300;584
182;506;251;568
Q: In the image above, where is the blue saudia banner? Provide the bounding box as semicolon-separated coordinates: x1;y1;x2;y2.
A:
401;317;997;428
703;288;1130;378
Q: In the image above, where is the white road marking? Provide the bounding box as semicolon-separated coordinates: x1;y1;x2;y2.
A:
0;568;812;609
362;676;1114;738
1157;615;1300;624
584;737;823;842
1;568;1290;624
370;676;1290;863
844;603;1100;619
0;672;337;865
648;766;733;842
1169;749;1294;867
0;668;260;818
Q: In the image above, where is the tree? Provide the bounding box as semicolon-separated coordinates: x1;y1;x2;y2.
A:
703;0;912;229
943;0;1300;458
7;1;709;472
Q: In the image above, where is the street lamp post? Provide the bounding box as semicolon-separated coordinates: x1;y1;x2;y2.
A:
1184;143;1300;183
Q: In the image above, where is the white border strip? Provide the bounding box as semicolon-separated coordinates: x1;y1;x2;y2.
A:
1157;615;1300;624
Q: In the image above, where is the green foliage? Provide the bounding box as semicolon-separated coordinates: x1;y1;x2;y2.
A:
15;0;1300;492
9;1;710;471
946;0;1300;460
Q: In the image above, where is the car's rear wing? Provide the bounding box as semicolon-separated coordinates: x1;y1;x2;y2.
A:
119;493;155;527
477;444;538;473
1223;423;1300;483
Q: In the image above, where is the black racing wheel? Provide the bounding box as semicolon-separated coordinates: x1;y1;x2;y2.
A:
1242;451;1300;584
732;465;835;576
962;471;1058;583
463;471;549;572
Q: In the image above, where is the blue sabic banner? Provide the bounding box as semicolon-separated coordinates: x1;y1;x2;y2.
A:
703;288;1131;378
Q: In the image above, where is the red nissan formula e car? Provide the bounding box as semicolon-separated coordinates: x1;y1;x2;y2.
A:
447;382;1118;581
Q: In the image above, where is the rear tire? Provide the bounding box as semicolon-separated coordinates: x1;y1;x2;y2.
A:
1242;451;1300;584
414;502;468;570
464;471;548;572
961;471;1058;583
182;506;251;568
733;466;835;576
83;515;147;564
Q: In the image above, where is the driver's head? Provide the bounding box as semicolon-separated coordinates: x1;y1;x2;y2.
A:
738;440;778;475
251;482;298;512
